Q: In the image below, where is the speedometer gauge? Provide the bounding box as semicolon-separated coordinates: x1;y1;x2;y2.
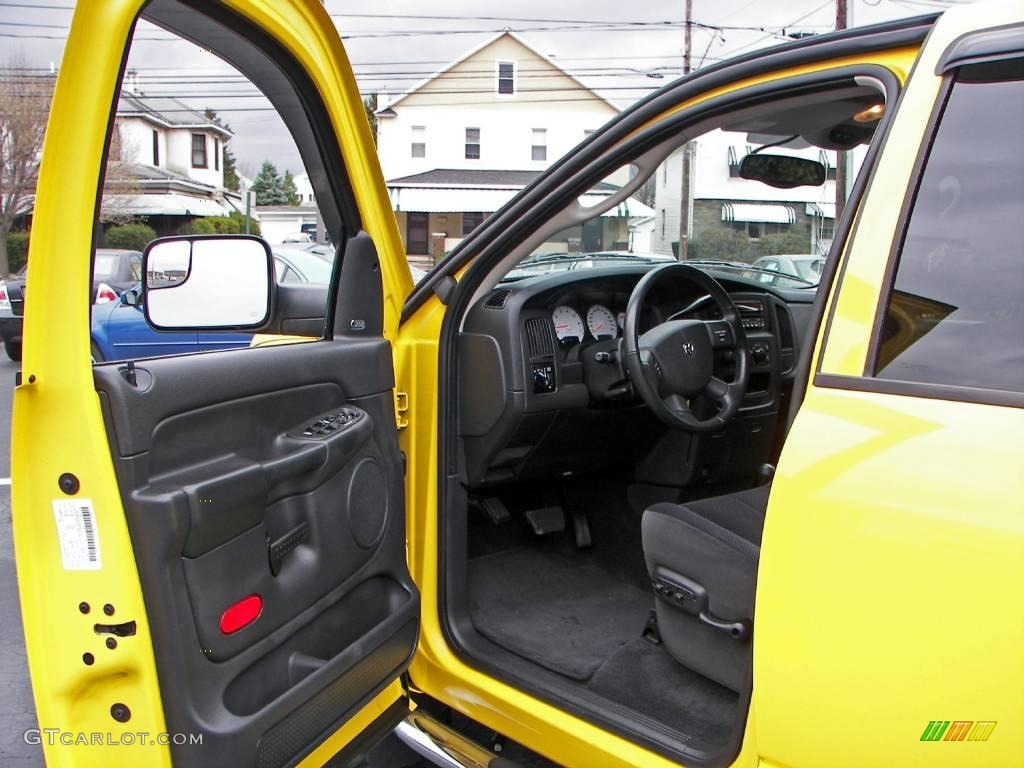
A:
586;304;617;339
551;306;585;342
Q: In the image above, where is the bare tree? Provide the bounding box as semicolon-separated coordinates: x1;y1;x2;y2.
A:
0;57;53;276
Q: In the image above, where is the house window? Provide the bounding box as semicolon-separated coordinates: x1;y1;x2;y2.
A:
152;129;159;166
747;221;762;239
819;217;835;240
531;129;547;162
465;127;480;160
462;211;486;236
660;209;666;238
214;138;220;171
496;61;515;95
411;125;425;158
191;133;207;168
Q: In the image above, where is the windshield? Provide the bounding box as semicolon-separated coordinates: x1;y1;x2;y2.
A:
273;248;333;284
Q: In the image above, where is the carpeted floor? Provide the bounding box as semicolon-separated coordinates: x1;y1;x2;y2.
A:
468;546;653;680
467;496;739;751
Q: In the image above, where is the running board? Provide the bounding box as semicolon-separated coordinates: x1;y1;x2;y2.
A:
393;710;525;768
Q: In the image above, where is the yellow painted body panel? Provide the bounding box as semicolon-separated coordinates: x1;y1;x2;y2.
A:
755;3;1024;767
13;2;172;765
14;1;410;765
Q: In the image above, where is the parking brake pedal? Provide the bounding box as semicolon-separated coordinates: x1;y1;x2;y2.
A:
524;506;565;536
478;496;511;524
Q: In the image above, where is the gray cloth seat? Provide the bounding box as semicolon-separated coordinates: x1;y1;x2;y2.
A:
642;484;769;692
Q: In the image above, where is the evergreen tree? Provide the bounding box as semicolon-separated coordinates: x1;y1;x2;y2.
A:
282;170;300;206
363;94;378;145
251;160;287;205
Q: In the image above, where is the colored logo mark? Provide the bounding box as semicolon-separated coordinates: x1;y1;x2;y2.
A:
921;721;996;742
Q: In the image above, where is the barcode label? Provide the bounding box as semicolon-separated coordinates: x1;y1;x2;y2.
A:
52;499;102;571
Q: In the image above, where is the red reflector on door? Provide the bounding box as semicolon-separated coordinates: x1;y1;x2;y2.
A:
219;594;262;634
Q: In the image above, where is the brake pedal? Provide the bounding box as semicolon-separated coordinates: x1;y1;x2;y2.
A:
524;506;565;535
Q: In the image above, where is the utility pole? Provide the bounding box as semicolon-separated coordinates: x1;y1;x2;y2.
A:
835;0;849;222
677;0;694;260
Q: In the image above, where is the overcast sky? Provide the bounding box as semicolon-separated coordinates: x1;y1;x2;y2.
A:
1;0;969;176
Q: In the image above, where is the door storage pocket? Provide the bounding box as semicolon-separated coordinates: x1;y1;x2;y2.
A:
223;575;414;716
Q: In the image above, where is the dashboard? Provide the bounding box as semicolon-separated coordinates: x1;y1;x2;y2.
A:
458;265;816;489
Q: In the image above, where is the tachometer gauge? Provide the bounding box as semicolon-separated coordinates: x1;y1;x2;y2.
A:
587;304;617;339
551;305;585;342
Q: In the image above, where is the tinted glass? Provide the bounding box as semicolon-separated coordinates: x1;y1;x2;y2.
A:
93;253;120;280
876;72;1024;392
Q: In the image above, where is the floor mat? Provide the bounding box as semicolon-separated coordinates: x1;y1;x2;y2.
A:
468;546;652;681
589;638;739;747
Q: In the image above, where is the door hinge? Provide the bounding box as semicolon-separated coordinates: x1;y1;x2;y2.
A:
395;391;409;430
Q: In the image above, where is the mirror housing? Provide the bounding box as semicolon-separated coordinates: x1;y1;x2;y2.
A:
143;235;273;331
739;153;826;189
121;287;141;307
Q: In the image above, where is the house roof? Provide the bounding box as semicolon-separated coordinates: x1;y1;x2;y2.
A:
388;168;619;191
387;186;654;218
117;93;233;137
376;30;620;115
388;169;543;187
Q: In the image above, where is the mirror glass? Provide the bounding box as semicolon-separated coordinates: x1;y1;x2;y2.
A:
145;237;271;329
739;153;826;189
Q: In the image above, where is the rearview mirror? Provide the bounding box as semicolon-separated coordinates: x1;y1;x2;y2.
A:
143;235;273;331
739;153;826;189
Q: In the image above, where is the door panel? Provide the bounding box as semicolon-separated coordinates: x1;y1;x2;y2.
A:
93;340;418;767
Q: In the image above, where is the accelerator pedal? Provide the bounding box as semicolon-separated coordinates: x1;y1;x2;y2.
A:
569;505;592;549
524;506;565;536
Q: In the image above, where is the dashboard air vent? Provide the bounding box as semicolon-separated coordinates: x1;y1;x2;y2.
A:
524;318;555;359
484;289;511;309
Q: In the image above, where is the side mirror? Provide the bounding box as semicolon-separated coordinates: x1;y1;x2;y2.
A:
143;235;273;331
739;153;826;189
121;287;141;307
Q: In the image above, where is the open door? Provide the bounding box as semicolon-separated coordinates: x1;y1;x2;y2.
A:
13;2;416;766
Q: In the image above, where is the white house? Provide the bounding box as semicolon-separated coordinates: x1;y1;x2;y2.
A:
104;80;244;232
375;31;638;259
651;130;839;258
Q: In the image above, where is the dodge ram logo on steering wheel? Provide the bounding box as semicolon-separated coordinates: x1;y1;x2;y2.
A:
681;342;695;357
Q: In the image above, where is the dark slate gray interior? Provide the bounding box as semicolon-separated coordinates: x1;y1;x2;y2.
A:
95;338;418;767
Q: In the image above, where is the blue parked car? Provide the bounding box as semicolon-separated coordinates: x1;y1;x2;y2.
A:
91;247;334;362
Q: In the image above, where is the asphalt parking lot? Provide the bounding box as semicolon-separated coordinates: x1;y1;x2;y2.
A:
0;356;43;766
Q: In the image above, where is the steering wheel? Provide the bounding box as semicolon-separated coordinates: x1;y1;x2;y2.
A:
622;263;749;432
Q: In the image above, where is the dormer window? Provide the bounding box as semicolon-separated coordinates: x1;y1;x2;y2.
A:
191;133;207;168
496;61;515;95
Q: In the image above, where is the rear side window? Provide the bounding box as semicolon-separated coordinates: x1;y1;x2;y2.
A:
875;66;1024;393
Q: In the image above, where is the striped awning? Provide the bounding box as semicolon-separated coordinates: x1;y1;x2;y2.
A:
805;202;837;219
721;203;796;224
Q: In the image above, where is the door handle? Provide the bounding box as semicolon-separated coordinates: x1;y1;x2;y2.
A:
260;442;327;486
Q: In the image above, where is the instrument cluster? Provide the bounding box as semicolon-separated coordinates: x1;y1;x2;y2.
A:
551;304;626;343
